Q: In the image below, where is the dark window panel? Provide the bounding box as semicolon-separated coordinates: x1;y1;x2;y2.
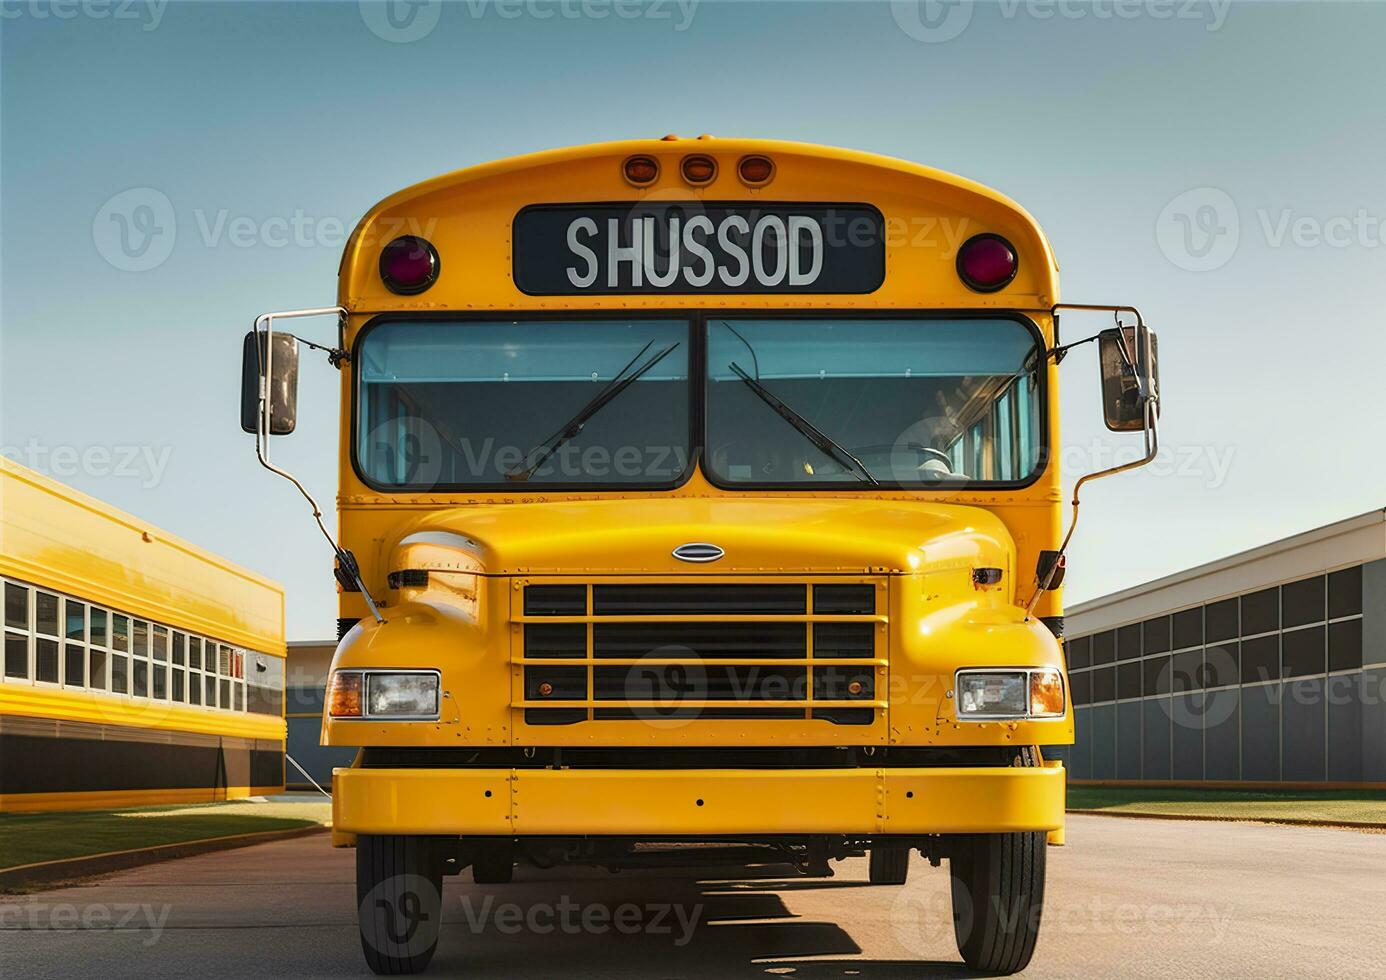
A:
1282;626;1326;678
36;593;59;637
1204;643;1239;688
1117;624;1142;661
90;609;107;647
1117;661;1142;700
1329;619;1363;673
1172;607;1203;650
1206;598;1239;642
3;583;27;629
64;644;84;686
1067;635;1091;670
1328;565;1362;619
1240;587;1279;636
4;631;27;678
111;655;128;694
1144;654;1172;695
1092;666;1115;702
36;638;59;683
1070;670;1092;706
1092;631;1116;665
1281;576;1325;629
112;616;129;652
1142;616;1172;655
1240;634;1280;684
88;649;107;691
1172;650;1204;692
65;601;86;641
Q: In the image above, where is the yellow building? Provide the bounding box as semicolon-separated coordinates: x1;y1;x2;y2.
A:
0;460;286;812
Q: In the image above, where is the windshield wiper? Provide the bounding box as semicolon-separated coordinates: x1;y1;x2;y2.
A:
505;341;680;481
727;361;879;485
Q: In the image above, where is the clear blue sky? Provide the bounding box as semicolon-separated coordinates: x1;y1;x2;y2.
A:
3;1;1384;639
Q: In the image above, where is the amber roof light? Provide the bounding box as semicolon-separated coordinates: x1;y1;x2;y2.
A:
623;155;660;186
737;155;775;187
680;154;717;186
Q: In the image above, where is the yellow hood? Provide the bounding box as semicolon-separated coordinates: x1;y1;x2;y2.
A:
388;497;1015;579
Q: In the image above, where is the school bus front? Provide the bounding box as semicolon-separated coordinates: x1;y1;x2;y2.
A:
241;138;1161;976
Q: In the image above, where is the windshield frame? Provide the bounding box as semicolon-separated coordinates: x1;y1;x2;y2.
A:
349;310;1049;494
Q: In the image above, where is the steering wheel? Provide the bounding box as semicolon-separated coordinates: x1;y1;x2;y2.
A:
807;443;955;481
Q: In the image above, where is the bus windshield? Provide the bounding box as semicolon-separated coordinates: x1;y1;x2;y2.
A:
705;317;1043;487
356;319;692;488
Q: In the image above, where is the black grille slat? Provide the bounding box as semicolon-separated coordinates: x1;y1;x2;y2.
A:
813;622;875;658
595;665;808;701
593;584;805;616
524;623;586;658
593;622;805;659
813;584;875;614
524;585;586;616
594;707;805;721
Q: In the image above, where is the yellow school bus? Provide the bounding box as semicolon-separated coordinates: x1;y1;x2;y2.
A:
242;137;1159;975
0;460;286;812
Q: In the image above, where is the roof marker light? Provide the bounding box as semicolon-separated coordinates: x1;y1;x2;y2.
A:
957;233;1018;293
379;235;439;295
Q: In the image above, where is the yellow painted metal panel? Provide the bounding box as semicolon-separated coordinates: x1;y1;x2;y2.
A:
333;768;512;835
0;684;285;741
0;459;284;654
331;765;1065;837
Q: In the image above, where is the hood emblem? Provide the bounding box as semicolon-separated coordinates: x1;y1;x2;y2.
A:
673;542;724;563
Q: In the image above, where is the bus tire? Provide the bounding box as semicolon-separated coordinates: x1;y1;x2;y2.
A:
868;846;910;885
471;844;515;884
948;830;1046;975
357;835;443;976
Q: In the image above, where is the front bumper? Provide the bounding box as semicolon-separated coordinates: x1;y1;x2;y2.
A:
331;764;1065;839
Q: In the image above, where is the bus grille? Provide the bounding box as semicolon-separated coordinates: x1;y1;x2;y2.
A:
516;581;885;727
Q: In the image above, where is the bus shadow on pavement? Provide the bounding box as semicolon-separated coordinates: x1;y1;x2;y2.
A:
429;862;987;979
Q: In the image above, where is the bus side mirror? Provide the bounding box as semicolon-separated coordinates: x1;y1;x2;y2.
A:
240;330;300;435
1098;325;1159;432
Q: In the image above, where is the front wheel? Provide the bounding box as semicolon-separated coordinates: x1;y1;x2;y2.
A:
949;831;1046;975
868;846;910;885
357;835;444;976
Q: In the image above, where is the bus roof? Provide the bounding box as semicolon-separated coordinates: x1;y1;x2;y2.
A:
340;137;1060;316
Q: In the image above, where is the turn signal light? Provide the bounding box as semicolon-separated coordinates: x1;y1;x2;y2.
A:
956;233;1018;292
1029;669;1066;717
680;154;717;186
379;235;439;295
737;154;775;186
327;670;363;718
623;155;659;186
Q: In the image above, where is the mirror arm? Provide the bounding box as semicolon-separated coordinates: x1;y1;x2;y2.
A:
1023;395;1159;620
1023;306;1158;622
253;307;383;624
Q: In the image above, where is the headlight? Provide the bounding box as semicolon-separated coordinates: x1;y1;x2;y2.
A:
328;670;440;720
955;668;1065;720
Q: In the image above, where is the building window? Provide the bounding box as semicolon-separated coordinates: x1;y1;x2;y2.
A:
1328;619;1362;673
1206;598;1238;643
1282;625;1326;678
1117;623;1142;661
1328;564;1362;619
1281;576;1325;629
1172;607;1202;650
1240;587;1279;636
1240;634;1279;684
1142;616;1171;655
